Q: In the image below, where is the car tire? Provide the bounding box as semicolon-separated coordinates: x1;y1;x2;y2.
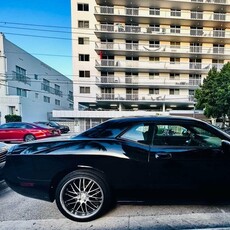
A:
55;170;111;222
24;134;36;142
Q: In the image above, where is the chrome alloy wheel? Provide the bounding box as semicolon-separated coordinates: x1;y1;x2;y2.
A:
59;176;104;219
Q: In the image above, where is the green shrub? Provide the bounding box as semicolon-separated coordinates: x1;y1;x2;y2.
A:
5;114;22;123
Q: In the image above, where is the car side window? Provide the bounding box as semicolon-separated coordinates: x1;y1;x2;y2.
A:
120;123;152;144
152;124;222;148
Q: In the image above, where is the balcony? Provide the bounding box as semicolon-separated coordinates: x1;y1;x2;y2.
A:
95;24;229;43
95;76;200;89
94;6;230;26
95;42;230;58
96;93;195;103
41;83;63;97
12;71;31;85
95;0;230;10
95;59;222;73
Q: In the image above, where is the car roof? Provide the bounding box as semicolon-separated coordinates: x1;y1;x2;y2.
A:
106;116;202;124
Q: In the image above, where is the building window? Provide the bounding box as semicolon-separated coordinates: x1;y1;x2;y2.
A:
149;40;160;48
213;28;225;37
213;44;224;54
189;74;201;85
170;25;180;34
17;88;27;97
149;8;160;15
189;90;195;96
69;103;74;109
148;24;160;32
149;88;159;94
42;79;50;92
190;26;203;36
54;84;62;96
78;37;89;45
149;57;159;62
15;66;30;85
68;91;73;101
78;20;89;28
79;70;90;78
171;9;181;17
79;70;90;77
170;89;179;95
9;106;16;115
126;56;139;61
214;12;226;20
170;42;180;49
34;74;38;80
170;73;180;80
44;96;50;103
149;73;159;79
77;3;89;11
191;11;203;19
170;58;180;64
126;7;139;16
55;99;61;106
80;87;90;94
79;54;90;61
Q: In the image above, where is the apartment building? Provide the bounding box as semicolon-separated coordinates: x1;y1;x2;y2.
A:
54;0;229;132
0;33;73;124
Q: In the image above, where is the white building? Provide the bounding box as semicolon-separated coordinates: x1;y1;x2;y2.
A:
0;33;73;125
54;0;228;133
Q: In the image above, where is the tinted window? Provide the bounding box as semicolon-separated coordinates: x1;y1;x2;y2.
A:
120;123;153;144
153;124;222;148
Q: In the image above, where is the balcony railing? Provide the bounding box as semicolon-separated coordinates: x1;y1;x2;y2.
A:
12;71;31;85
95;42;228;55
95;6;229;21
95;60;223;71
96;76;201;87
95;24;228;39
96;93;195;102
41;83;63;97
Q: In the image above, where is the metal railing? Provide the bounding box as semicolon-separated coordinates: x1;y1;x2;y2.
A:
41;83;63;97
12;71;31;85
95;60;223;71
96;76;201;86
95;24;229;39
95;5;229;21
95;42;227;55
96;93;195;102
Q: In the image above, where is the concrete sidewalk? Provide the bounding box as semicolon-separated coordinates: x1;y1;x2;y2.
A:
1;213;230;230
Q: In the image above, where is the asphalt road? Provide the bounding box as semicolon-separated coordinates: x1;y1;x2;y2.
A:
1;179;230;230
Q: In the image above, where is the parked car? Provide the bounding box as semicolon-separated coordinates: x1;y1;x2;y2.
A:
34;121;70;134
4;116;230;222
0;122;61;143
0;142;8;177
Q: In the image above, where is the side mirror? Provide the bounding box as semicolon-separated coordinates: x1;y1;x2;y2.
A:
222;140;230;154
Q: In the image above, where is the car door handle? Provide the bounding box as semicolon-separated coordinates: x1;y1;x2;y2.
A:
155;152;172;160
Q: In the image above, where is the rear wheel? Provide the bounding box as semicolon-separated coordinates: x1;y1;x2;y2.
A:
55;170;111;222
24;134;36;142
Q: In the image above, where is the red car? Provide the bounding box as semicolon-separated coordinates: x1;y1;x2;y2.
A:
0;122;61;143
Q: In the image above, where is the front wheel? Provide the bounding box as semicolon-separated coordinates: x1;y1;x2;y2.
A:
55;170;111;222
24;134;36;142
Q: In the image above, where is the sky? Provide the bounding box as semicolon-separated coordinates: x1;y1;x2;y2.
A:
0;0;72;78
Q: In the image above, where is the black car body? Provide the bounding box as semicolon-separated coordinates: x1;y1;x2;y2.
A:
34;121;70;134
4;116;230;222
0;142;8;177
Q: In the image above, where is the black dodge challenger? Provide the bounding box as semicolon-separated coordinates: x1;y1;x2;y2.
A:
3;116;230;222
